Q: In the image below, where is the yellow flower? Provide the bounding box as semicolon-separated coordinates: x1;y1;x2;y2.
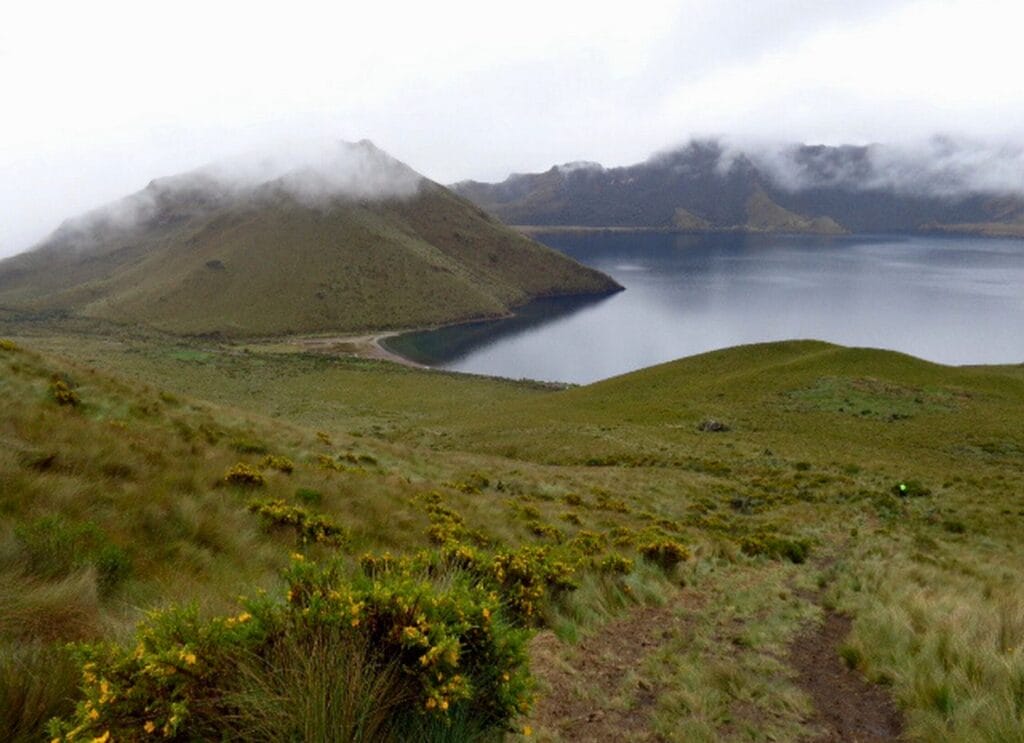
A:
144;721;156;734
523;725;533;737
481;607;490;620
440;699;449;711
91;731;111;743
88;708;100;721
291;552;304;561
180;650;197;665
425;697;437;710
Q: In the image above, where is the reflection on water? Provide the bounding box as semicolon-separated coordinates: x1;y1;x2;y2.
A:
388;232;1024;384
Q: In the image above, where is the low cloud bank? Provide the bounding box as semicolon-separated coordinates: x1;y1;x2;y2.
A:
39;139;424;253
741;136;1024;198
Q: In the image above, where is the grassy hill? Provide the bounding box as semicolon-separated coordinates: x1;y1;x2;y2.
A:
0;146;620;337
3;329;1023;741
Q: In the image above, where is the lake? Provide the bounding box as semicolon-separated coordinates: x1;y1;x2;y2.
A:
384;232;1024;384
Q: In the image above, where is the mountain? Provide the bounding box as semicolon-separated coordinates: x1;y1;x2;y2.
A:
0;141;620;336
453;140;1024;237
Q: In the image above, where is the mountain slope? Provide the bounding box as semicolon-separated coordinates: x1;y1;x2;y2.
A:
453;140;1024;236
0;143;620;336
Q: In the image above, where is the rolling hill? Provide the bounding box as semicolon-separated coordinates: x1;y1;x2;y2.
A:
0;141;620;337
453;140;1024;237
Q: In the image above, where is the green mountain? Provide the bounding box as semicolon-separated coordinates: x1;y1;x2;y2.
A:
453;140;1024;236
0;142;620;337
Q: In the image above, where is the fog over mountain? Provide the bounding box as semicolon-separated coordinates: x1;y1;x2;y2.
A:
453;138;1024;237
45;140;425;254
3;0;1024;257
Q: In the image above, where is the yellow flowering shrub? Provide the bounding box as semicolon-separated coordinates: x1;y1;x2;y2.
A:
639;539;691;571
52;557;532;740
223;463;264;487
246;498;345;546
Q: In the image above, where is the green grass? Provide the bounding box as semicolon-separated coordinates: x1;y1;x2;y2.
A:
0;184;618;337
1;333;1023;741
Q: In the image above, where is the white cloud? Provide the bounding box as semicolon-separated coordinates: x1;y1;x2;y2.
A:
1;0;1022;257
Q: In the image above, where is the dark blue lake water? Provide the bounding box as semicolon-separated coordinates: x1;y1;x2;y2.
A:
385;232;1024;383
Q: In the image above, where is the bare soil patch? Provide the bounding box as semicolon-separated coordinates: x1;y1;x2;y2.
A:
789;609;904;742
528;593;701;741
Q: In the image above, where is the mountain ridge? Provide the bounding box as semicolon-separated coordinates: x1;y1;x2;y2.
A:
0;141;621;336
452;140;1024;237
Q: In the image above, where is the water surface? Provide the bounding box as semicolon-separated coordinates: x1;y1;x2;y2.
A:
386;232;1024;383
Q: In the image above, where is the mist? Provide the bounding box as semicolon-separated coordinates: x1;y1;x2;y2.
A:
3;0;1023;258
741;137;1024;198
32;139;426;254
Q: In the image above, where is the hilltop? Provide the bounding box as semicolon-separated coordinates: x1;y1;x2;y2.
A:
0;141;620;337
453;140;1024;237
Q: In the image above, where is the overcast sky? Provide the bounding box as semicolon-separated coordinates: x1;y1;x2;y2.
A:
2;0;1023;257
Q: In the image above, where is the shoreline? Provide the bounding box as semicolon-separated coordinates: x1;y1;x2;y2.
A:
290;330;426;369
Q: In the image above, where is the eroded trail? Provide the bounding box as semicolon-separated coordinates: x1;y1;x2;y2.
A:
525;559;906;742
527;596;700;742
788;608;904;742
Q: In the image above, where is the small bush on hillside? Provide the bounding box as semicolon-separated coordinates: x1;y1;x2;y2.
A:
0;339;19;352
596;554;635;575
261;455;295;474
639;540;691;571
739;533;811;564
246;499;345;546
48;378;79;407
51;561;531;741
563;493;584;507
224;463;265;488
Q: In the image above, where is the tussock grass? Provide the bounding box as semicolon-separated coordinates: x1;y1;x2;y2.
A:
1;334;1023;740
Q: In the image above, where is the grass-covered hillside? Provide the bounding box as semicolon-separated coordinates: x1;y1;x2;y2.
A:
2;331;1023;741
0;148;619;338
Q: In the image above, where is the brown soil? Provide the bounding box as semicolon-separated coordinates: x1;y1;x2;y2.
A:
788;608;904;742
528;594;701;741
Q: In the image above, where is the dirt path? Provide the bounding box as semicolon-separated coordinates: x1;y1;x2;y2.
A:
528;596;700;741
291;332;425;368
788;587;904;742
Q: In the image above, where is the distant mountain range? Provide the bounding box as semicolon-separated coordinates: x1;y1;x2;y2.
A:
0;141;619;336
452;140;1024;237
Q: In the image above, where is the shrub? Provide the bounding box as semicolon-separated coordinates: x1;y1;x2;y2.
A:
739;533;811;564
560;512;582;526
224;463;265;488
563;493;584;507
488;547;577;625
597;554;634;575
0;339;18;352
446;472;490;494
48;378;79;407
51;561;531;741
246;499;345;546
639;540;691;571
261;455;295;474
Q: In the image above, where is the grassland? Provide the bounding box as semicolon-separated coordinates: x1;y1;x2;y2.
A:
0;183;619;337
1;326;1023;741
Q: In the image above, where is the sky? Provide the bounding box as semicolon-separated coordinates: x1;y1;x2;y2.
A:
2;0;1023;257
